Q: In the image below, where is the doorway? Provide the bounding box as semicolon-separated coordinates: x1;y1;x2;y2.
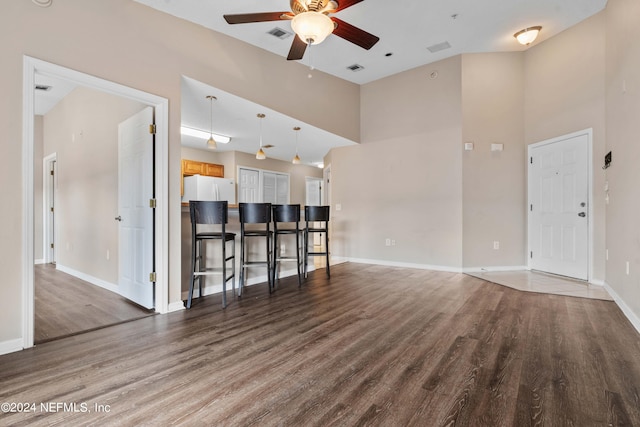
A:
43;153;56;264
22;56;169;350
528;129;592;281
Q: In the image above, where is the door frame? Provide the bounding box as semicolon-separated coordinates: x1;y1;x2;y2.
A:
22;56;170;349
42;152;57;264
527;128;594;281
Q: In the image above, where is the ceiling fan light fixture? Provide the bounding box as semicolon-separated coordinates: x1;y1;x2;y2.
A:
514;26;542;45
291;12;334;45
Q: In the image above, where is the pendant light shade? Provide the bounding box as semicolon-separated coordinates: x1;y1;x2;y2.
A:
292;126;301;164
256;113;266;160
206;95;217;150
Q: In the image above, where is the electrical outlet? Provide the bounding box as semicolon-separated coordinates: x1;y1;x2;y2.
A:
385;238;391;246
106;249;110;260
493;241;500;250
391;239;396;246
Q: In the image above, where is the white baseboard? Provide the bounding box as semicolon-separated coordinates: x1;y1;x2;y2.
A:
180;266;309;301
34;258;45;265
463;265;528;273
332;256;463;273
604;282;640;335
0;338;24;356
55;264;119;294
167;301;186;313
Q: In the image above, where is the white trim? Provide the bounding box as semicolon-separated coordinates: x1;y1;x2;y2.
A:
604;282;640;335
0;339;25;356
167;301;186;313
527;128;594;282
55;264;119;294
42;152;56;264
22;58;35;351
332;256;463;273
22;56;170;351
462;265;528;273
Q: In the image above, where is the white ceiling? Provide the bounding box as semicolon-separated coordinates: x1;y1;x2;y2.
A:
134;0;607;85
180;76;355;166
36;0;607;166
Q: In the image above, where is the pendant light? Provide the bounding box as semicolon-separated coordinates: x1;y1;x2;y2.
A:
206;95;217;149
292;126;301;164
256;113;266;160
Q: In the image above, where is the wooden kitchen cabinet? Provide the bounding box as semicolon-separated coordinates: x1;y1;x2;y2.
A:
181;159;225;196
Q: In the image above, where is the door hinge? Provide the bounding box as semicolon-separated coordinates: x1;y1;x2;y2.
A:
149;272;157;282
530;204;533;212
149;124;156;135
50;169;55;176
50;243;54;249
530;251;533;258
50;207;54;212
149;198;157;208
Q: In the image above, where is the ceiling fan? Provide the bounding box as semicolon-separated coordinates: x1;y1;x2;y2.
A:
223;0;380;60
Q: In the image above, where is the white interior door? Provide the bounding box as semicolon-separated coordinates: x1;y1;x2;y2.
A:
529;133;589;280
239;168;259;203
118;107;155;308
305;177;322;206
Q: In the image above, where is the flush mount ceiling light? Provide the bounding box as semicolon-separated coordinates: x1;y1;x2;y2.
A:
256;113;267;160
514;26;542;45
292;126;301;164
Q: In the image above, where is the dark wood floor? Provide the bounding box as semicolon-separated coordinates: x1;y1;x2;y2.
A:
35;264;154;343
3;263;640;426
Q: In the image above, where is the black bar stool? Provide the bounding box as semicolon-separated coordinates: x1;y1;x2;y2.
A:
187;200;236;309
239;202;273;295
304;205;330;279
272;204;303;287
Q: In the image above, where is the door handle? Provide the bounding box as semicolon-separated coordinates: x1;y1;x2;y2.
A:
115;216;122;221
578;212;586;217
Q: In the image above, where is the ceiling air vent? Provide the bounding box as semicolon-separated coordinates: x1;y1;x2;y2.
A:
347;64;365;72
35;84;52;91
427;41;451;53
267;27;292;39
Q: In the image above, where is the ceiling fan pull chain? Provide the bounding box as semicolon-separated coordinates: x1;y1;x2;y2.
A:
307;40;314;78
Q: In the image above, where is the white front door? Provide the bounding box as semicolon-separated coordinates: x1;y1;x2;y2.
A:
528;132;589;280
118;107;155;308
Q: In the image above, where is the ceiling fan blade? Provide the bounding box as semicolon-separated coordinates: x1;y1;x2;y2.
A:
287;36;308;60
331;17;379;50
224;12;292;24
334;0;365;12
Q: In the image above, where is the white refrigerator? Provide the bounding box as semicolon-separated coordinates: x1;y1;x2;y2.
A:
182;175;236;204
